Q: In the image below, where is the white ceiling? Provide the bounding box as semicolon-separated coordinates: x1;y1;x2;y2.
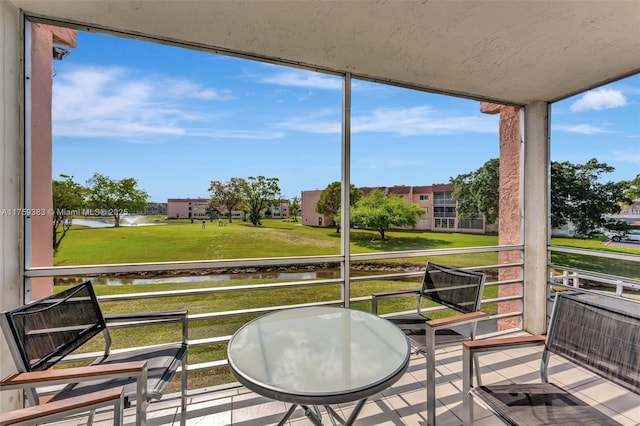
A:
10;0;640;105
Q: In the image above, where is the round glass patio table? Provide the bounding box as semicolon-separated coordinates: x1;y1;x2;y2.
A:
227;306;410;425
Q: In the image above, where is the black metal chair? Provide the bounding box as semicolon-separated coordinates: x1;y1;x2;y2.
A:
462;291;640;425
372;261;487;426
0;281;188;426
372;261;487;351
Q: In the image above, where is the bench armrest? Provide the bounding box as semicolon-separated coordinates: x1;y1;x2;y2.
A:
463;335;546;353
0;361;148;389
0;386;124;426
426;311;487;330
371;289;420;314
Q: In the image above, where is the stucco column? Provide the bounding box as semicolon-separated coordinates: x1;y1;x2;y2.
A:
1;0;23;413
480;102;521;330
523;101;549;335
28;23;76;300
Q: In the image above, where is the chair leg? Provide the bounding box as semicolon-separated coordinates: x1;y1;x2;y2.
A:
462;345;474;426
180;359;187;426
114;396;124;426
425;327;436;426
473;353;482;386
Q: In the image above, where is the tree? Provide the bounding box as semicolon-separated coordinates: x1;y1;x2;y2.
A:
452;158;631;238
86;173;148;227
289;196;301;221
316;181;363;232
52;174;86;250
350;189;425;240
208;177;245;222
240;176;281;226
451;158;500;225
551;159;630;237
622;173;640;202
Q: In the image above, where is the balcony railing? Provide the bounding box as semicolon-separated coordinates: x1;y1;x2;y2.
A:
15;243;640;426
22;243;640;391
23;245;524;387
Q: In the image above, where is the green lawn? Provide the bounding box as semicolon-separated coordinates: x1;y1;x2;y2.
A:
54;218;501;265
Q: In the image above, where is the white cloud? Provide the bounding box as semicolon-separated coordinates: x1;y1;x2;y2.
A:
261;71;342;90
352;106;496;135
570;89;627;112
189;129;285;139
52;66;280;141
275;109;341;134
165;80;234;100
554;124;611;134
611;149;640;164
276;106;498;136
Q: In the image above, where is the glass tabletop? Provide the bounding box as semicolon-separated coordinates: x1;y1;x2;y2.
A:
227;306;410;404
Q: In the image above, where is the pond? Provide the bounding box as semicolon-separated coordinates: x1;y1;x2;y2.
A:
72;217;164;228
57;270;340;286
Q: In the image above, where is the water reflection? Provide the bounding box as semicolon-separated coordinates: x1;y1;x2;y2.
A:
72;218;164;228
58;270;338;286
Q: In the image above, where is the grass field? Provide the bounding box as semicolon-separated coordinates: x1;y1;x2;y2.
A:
54;218;503;265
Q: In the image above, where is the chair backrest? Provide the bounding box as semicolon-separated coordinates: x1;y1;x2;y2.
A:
0;281;107;372
419;262;486;314
545;291;640;394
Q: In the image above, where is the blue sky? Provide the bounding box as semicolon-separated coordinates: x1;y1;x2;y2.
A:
52;31;639;203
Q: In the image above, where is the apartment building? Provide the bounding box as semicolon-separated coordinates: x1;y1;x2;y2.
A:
167;198;290;221
167;198;210;220
302;184;494;234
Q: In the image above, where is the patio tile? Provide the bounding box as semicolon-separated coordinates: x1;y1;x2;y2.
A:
44;330;640;426
230;391;289;425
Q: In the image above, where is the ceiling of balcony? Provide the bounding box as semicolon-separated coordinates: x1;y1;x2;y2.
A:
10;0;640;106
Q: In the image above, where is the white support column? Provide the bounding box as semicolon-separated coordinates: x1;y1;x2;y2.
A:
522;101;550;335
340;73;352;307
1;0;25;413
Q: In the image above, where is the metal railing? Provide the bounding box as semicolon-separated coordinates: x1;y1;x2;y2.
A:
23;245;525;383
17;244;640;395
549;267;640;296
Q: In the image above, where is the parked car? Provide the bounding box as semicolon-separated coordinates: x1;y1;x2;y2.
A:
605;229;640;243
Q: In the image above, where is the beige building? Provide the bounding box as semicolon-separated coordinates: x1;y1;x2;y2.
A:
302;183;495;233
301;190;331;227
167;198;209;220
168;198;290;221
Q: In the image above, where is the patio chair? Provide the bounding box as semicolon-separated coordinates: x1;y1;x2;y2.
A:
372;261;487;426
0;281;188;426
371;262;487;352
462;291;640;425
0;384;125;426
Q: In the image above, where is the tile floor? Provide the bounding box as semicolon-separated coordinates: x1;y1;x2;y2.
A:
56;333;640;426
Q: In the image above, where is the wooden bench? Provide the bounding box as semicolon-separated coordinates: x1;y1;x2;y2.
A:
0;281;188;426
462;291;640;425
372;262;487;426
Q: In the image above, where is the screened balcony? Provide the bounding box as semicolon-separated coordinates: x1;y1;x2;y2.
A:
1;1;639;425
